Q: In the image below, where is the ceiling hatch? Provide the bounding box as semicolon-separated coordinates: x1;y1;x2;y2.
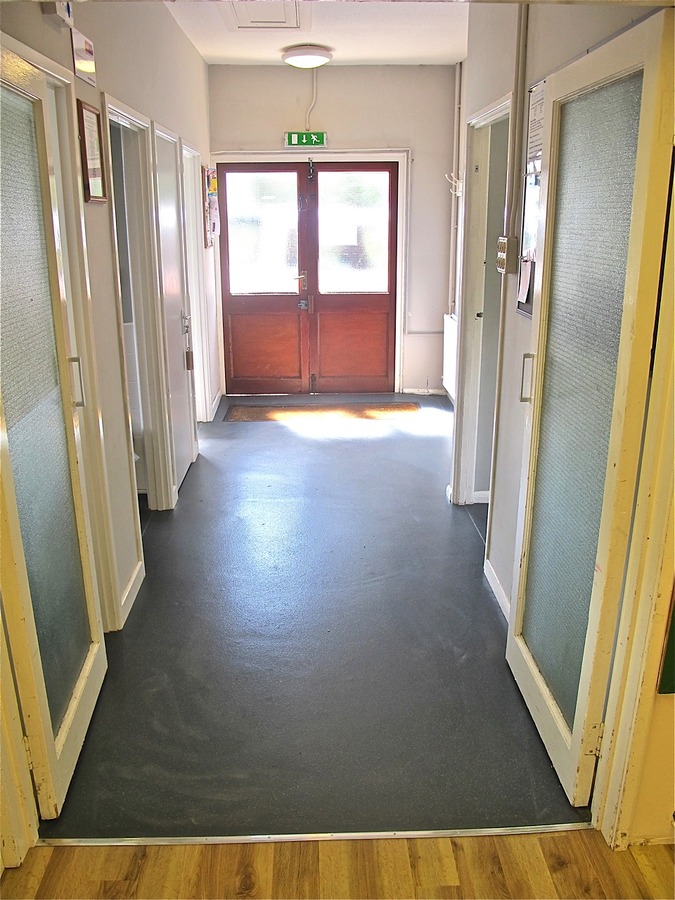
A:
229;2;301;30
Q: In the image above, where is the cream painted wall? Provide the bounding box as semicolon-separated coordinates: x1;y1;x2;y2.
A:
525;3;652;87
465;2;654;609
209;64;454;391
0;2;214;604
629;694;675;842
462;2;525;598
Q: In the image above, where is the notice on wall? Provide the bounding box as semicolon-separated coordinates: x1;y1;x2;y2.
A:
526;81;545;174
518;80;545;317
72;29;97;87
522;80;545;262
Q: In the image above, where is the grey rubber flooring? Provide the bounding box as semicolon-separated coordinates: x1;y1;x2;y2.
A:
41;394;589;839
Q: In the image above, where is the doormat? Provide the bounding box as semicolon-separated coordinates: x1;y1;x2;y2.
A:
225;402;420;423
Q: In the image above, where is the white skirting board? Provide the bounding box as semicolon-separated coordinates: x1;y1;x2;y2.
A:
402;389;446;396
484;558;510;621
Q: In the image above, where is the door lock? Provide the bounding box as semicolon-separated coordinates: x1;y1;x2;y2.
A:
298;298;309;310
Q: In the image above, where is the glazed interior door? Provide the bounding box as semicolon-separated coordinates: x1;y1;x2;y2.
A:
0;51;107;818
506;15;671;806
218;162;397;394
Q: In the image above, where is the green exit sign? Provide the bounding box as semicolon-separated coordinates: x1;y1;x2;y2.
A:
285;132;327;147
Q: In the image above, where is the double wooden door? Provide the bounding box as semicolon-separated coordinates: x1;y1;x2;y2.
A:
218;161;398;394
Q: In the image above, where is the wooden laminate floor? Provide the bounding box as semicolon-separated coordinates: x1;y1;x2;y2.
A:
2;831;673;899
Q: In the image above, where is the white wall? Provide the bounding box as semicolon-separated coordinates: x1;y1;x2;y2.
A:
0;1;214;599
464;2;652;608
209;64;455;392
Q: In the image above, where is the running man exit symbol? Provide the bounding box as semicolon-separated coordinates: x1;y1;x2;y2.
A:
285;132;327;147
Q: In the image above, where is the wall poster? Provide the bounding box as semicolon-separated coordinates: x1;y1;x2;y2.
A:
518;80;545;317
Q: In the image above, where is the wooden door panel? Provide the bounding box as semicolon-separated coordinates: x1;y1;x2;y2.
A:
314;311;392;392
227;313;308;393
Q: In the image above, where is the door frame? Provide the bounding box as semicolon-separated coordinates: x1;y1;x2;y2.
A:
102;97;178;511
451;96;511;508
90;94;147;628
181;142;213;423
593;136;674;848
507;11;673;807
211;150;410;393
151;123;199;490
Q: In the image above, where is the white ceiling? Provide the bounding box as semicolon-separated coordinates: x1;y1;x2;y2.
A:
165;1;469;66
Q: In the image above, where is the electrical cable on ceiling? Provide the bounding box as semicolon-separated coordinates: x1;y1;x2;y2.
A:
305;68;318;132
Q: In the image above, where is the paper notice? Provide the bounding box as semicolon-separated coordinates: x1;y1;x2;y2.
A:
527;82;545;171
517;259;533;308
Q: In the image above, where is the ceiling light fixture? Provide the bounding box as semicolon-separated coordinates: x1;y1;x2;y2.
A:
282;44;332;69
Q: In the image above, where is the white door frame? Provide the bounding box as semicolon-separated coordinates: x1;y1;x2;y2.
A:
152;124;199;492
175;140;200;460
507;12;673;806
101;99;177;511
211;149;410;394
181;143;212;424
451;97;511;507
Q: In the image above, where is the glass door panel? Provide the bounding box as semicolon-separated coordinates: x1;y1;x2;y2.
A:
225;171;300;295
0;48;107;818
1;85;92;736
318;171;390;294
505;12;670;806
521;71;643;728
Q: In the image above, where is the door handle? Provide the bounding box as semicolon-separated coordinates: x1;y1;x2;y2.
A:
520;353;535;403
293;271;307;290
68;357;86;408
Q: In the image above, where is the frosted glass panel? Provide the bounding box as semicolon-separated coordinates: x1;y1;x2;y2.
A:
318;171;390;294
1;86;91;735
522;72;643;728
226;172;299;295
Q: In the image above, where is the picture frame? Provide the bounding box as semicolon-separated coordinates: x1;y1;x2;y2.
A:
76;100;106;202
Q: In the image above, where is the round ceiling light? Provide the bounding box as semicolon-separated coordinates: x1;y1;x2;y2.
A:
282;45;333;69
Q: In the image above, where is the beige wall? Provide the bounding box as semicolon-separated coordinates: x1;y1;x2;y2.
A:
209;64;455;391
0;1;214;603
630;693;675;842
0;1;211;155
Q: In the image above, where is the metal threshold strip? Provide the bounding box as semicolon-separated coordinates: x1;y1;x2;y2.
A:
39;821;593;847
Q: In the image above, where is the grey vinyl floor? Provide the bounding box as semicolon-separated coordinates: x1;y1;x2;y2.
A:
40;394;589;840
